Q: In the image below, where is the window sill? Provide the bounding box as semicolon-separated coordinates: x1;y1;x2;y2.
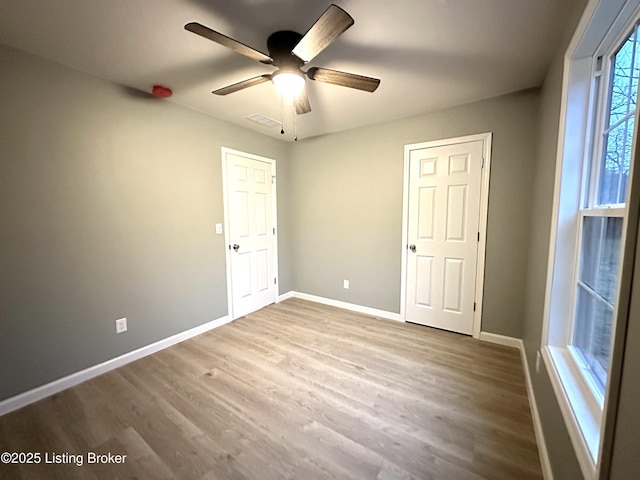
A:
543;345;599;479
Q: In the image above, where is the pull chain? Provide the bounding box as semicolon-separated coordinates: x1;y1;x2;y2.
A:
280;95;285;135
294;104;298;142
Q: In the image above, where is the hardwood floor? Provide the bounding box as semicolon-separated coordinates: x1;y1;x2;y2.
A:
0;299;542;479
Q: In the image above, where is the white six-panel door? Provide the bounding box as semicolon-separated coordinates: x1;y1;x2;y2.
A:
223;149;277;319
405;139;485;335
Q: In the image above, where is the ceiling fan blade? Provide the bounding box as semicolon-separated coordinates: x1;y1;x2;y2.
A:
212;75;272;95
295;88;312;115
185;22;273;64
292;4;354;63
306;67;380;92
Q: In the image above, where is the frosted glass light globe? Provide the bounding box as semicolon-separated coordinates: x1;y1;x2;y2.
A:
272;71;305;97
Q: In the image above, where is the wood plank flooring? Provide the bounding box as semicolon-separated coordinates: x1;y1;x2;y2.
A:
0;298;542;479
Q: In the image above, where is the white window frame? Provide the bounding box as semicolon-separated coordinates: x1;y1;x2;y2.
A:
541;0;640;479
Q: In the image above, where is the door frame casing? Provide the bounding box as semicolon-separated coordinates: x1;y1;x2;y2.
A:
400;133;492;338
221;147;279;320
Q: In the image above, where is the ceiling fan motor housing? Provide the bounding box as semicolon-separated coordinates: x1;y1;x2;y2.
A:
267;30;304;67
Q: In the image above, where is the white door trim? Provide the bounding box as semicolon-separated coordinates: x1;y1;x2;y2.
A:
400;133;492;338
221;147;279;320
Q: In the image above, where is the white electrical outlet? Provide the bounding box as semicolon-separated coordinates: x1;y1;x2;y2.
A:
536;351;541;373
115;317;127;334
343;279;349;289
215;223;223;235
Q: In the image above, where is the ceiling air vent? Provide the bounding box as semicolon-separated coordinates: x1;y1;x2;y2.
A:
246;113;280;128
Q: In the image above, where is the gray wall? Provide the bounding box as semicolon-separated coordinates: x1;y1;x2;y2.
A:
0;44;288;401
288;90;540;338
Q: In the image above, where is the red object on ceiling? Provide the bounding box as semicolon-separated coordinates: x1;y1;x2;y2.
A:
152;85;172;98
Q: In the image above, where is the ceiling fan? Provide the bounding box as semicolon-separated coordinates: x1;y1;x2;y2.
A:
184;4;380;115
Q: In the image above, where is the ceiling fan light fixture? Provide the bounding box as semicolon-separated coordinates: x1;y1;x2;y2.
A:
272;70;305;97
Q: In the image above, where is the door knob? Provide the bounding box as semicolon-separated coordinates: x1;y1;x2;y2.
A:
409;244;416;253
232;244;240;252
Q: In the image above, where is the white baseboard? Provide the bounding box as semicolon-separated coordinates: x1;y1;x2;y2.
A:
479;331;523;349
278;291;403;322
480;332;553;480
276;291;294;302
520;344;554;480
0;314;231;417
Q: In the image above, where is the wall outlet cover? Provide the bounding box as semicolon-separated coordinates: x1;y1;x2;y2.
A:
115;317;127;334
343;280;349;289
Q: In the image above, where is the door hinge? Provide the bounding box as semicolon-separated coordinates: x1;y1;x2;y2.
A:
478;232;480;241
473;302;476;311
272;175;276;184
274;277;277;285
481;157;485;168
273;227;276;235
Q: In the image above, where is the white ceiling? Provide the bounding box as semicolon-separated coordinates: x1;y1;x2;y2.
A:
0;0;574;141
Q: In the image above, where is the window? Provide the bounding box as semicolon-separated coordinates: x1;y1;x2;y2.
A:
543;1;640;478
571;25;638;400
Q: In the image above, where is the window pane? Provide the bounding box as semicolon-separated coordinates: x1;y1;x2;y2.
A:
597;216;623;302
599;117;634;204
578;216;600;290
573;286;613;392
578;216;622;303
573;216;623;394
608;27;637;124
598;25;638;206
